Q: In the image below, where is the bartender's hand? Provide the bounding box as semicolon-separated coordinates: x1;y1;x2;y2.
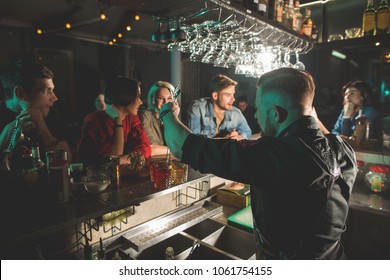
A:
311;107;330;134
160;102;191;160
171;101;180;117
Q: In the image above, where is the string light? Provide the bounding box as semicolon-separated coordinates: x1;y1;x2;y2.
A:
113;38;117;42
36;28;43;35
100;11;108;20
65;22;71;29
108;41;113;45
117;33;123;38
134;14;140;21
126;25;131;31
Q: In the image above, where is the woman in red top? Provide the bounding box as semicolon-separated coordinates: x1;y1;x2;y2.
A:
78;77;151;167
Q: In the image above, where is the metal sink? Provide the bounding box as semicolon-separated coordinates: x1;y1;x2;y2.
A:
184;219;256;260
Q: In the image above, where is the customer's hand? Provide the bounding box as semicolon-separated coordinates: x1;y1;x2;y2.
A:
343;103;356;118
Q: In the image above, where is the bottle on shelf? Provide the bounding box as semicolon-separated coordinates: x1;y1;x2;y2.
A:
293;0;303;32
274;0;284;24
282;0;294;29
300;7;313;38
165;246;175;260
254;0;268;17
376;0;389;35
311;24;319;42
362;0;376;36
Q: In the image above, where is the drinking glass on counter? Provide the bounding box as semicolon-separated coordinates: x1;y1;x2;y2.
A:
149;158;189;190
83;165;110;193
150;159;172;190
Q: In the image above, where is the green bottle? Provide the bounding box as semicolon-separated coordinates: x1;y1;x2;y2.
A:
362;0;376;36
377;0;389;34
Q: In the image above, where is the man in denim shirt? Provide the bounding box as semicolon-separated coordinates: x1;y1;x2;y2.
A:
187;74;252;140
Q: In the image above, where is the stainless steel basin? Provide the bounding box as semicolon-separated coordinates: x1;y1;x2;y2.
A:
184;219;256;260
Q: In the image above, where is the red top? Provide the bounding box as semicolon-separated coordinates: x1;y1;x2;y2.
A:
78;111;151;166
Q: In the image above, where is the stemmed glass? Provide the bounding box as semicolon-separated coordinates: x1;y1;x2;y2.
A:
293;51;305;70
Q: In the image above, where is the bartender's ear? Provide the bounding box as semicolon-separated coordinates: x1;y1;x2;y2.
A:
211;91;218;101
14;86;27;101
273;105;288;123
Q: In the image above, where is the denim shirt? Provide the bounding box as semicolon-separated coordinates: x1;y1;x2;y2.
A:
332;106;379;138
187;97;252;139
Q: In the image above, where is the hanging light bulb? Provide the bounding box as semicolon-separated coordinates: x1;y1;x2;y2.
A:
100;11;108;20
65;22;71;29
126;25;131;31
134;14;140;21
36;28;43;35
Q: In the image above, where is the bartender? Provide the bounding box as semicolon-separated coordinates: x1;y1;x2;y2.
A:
160;68;357;259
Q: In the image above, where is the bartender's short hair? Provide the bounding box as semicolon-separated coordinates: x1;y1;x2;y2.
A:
209;74;238;95
105;76;140;106
0;60;54;100
147;81;174;112
256;68;315;107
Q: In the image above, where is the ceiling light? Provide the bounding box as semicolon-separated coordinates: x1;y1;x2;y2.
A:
331;50;346;60
100;11;108;20
65;22;71;29
126;25;131;31
135;14;140;21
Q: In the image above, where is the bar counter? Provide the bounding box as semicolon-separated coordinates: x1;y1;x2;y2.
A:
0;167;213;254
1;158;390;259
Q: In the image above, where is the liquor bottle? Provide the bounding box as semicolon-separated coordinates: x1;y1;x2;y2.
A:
165;246;175;260
354;110;368;141
293;0;303;32
31;145;49;193
300;7;313;38
255;0;268;17
282;0;293;29
362;0;376;36
377;0;389;35
274;0;284;24
282;0;289;27
311;24;319;42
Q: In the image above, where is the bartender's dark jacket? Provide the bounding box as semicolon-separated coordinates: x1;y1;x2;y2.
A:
182;116;357;259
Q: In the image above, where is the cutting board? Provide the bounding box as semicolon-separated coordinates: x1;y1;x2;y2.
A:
227;206;253;233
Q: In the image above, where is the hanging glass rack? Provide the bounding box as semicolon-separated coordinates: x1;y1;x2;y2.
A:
165;0;314;77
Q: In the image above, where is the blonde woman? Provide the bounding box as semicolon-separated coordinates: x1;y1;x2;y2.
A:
139;81;180;156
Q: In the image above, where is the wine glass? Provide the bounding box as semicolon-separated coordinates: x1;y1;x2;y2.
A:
293;51;305;70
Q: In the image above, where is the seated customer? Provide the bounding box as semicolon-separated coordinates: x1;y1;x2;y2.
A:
78;76;151;167
332;80;379;139
236;94;261;134
187;74;251;140
139;81;180;156
0;60;72;162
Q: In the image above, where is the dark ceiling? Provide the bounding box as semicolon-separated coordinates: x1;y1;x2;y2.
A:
0;0;336;50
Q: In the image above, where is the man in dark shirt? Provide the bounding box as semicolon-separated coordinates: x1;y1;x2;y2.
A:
236;94;261;135
160;68;357;259
0;60;71;162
